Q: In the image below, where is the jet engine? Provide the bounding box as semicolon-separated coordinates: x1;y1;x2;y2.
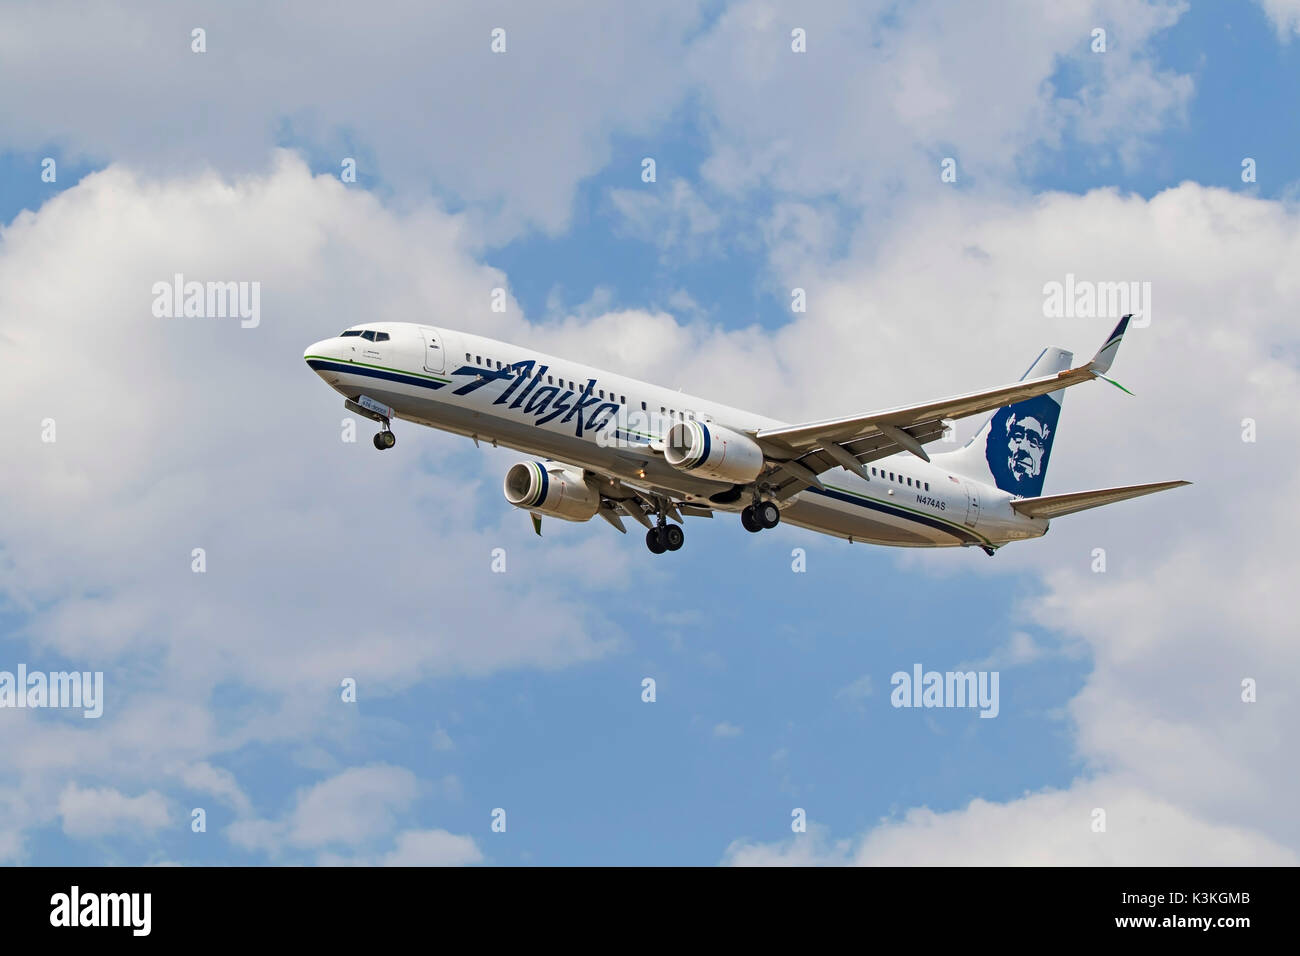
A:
664;420;765;484
503;461;600;522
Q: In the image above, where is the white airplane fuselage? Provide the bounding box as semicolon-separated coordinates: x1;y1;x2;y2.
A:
304;322;1047;551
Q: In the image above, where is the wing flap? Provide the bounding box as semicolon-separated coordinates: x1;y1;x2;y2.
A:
1009;480;1190;520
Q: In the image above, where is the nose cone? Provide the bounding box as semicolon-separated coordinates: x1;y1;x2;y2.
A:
304;339;331;370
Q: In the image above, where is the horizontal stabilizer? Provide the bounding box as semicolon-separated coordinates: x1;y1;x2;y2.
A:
1010;480;1190;520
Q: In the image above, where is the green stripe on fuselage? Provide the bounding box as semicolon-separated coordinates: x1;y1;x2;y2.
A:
305;355;452;384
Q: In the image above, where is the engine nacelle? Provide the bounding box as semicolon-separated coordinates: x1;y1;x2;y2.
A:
664;420;765;484
503;461;600;522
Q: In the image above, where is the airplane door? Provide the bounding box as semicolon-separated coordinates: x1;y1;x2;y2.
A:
421;327;445;373
964;480;982;528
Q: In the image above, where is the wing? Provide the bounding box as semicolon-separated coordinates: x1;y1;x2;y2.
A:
1009;480;1190;520
753;316;1133;497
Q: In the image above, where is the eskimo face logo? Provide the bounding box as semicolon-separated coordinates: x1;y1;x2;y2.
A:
985;395;1060;496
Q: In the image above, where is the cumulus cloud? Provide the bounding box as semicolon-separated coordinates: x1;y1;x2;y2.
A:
369;829;483;867
0;155;631;860
0;0;704;239
687;0;1193;204
58;784;170;839
1257;0;1300;39
224;766;480;865
176;762;252;815
724;780;1299;865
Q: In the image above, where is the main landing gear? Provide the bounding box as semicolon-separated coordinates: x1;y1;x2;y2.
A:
372;424;396;450
645;522;685;554
643;495;686;555
741;500;780;533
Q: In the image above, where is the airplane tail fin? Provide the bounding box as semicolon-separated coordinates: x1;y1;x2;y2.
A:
931;346;1072;497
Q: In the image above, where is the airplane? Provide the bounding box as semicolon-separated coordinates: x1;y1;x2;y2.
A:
303;314;1188;555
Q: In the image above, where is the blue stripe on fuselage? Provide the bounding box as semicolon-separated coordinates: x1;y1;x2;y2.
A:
803;486;980;545
307;359;449;392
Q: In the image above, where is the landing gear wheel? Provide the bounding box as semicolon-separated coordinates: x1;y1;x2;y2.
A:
645;527;667;554
740;505;762;533
663;524;685;551
757;501;781;529
374;430;396;450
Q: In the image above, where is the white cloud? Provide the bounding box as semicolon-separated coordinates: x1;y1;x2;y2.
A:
834;675;875;714
963;631;1052;671
0;0;704;239
608;179;726;259
378;829;483;867
287;765;417;848
724;779;1299;865
57;784;170;839
1256;0;1300;39
713;721;743;738
687;0;1192;205
0;157;631;858
431;724;455;752
175;762;252;815
318;828;484;867
226;764;430;859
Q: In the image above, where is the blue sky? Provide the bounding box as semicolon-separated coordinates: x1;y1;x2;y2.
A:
2;0;1298;866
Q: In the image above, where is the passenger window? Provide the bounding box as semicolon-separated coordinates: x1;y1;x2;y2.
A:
641;401;647;411
870;467;876;476
465;352;471;361
598;389;604;399
476;355;482;364
547;376;553;385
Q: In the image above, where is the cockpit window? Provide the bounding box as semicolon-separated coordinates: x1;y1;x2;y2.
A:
374;332;389;342
361;330;377;341
339;330;362;337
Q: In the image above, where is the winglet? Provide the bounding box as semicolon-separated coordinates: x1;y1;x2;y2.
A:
1087;314;1131;375
531;514;542;536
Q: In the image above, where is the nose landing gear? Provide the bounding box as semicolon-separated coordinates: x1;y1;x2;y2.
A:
345;396;398;451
